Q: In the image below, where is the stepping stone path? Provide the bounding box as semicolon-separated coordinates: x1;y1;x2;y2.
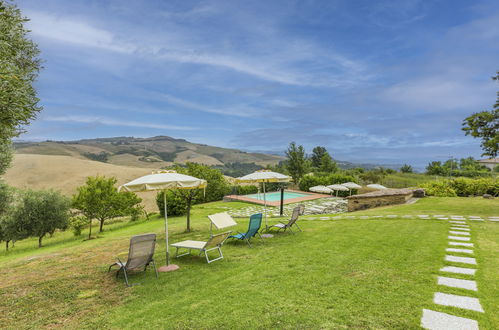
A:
421;219;486;329
421;309;478;330
446;248;473;254
448;236;470;241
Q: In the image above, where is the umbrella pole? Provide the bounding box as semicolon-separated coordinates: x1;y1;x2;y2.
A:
164;191;169;266
263;182;267;230
158;190;179;272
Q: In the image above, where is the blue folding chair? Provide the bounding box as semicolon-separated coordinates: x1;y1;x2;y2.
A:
228;213;264;247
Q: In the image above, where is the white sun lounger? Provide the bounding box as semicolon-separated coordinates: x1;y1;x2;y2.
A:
171;231;232;263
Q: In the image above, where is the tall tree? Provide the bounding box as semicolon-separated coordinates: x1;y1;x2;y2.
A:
285;142;308;184
310;146;327;169
462;71;499;157
0;2;42;173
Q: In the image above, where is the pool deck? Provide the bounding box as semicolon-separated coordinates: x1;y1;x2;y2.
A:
224;189;331;206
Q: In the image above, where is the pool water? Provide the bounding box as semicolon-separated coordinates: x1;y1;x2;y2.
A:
245;191;310;202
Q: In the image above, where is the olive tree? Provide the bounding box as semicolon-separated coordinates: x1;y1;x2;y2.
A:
13;189;70;248
0;2;42;173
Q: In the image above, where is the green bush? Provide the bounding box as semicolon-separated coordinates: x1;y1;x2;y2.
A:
421;177;498;197
69;215;87;236
421;181;457;197
231;185;258;195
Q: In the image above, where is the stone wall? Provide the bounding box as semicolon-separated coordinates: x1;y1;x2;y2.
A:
346;189;414;212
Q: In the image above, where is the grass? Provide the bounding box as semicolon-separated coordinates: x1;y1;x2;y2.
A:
0;198;498;329
381;172;440;188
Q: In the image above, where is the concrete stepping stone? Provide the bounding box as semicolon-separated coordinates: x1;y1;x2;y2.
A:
489;218;499;222
449;242;473;247
387;215;398;218
452;224;469;228
468;216;482;219
446;248;473;254
448;236;470;241
468;218;484;221
433;292;484;312
433;215;445;217
449;231;470;236
450;227;470;231
421;309;478;330
449;220;466;224
440;266;476;275
402;215;413;218
438;276;477;291
445;255;477;265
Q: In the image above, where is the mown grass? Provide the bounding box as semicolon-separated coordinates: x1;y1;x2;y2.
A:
0;198;497;329
381;173;437;188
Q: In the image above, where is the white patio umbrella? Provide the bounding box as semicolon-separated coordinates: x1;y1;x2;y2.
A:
120;170;207;272
309;185;333;194
236;170;291;231
367;184;388;190
341;182;362;196
327;184;349;197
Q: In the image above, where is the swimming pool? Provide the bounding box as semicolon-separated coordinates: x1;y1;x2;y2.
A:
224;189;328;206
245;191;310;202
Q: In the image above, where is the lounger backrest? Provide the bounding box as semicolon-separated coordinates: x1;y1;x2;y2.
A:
287;206;301;227
245;213;262;238
208;212;237;229
298;204;305;215
126;233;156;270
205;231;232;249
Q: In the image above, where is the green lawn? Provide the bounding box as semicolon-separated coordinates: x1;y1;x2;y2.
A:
0;198;498;329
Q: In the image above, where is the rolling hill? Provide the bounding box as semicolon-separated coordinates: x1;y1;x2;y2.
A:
13;136;284;168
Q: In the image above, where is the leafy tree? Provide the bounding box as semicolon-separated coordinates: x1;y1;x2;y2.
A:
462;71;499;157
72;176;142;238
0;2;42;172
319;153;338;173
426;161;445;176
0;141;12;175
310;146;327;168
285;142;308;184
400;164;413;173
12;190;70;247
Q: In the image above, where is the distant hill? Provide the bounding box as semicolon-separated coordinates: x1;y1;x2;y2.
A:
3;154;160;211
13;136;285;168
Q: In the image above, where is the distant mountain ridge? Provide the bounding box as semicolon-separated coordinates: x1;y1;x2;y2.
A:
14;135;403;172
13;136;285;169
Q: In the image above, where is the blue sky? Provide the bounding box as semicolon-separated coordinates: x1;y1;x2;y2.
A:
15;0;499;168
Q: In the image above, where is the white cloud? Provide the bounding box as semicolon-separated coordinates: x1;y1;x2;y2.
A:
45;115;196;130
25;10;367;87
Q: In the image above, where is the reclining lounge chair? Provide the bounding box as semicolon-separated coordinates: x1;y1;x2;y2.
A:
171;231;232;263
108;233;158;286
269;206;302;234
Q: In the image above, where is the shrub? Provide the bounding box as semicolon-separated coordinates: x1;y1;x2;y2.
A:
69;215;87;236
231;185;258;195
421;181;457;197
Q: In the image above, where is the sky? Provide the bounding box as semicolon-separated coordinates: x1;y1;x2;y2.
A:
14;0;499;168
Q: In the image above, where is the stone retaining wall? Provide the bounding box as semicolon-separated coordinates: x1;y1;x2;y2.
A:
346;188;415;212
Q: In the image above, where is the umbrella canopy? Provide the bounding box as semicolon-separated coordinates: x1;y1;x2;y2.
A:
341;182;362;189
309;185;333;194
327;184;349;191
367;184;388;190
120;170;207;271
236;170;291;183
120;171;207;192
